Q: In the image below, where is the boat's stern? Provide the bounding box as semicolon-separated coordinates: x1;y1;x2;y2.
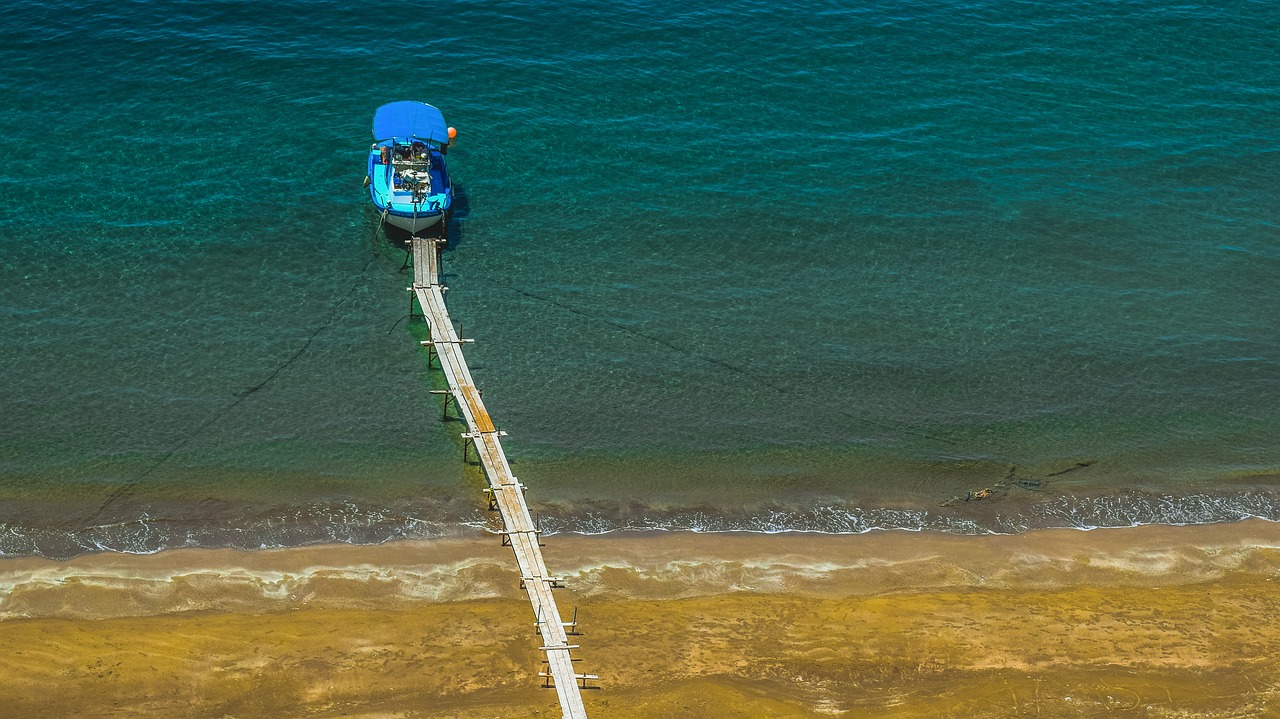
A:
368;141;452;234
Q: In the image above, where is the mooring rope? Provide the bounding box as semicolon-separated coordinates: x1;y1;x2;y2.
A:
85;224;386;526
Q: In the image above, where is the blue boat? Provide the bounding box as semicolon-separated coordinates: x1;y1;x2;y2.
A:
366;101;454;234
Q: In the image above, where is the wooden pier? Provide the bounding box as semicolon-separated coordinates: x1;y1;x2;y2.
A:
408;237;591;719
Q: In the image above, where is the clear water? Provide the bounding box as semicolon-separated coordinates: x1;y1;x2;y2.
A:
2;0;1278;557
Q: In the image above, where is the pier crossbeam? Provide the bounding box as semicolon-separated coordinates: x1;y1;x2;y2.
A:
409;237;589;719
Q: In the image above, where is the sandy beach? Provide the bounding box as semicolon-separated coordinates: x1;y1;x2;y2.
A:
2;520;1279;717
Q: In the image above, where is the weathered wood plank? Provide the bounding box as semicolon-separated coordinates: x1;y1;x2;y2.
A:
460;385;495;433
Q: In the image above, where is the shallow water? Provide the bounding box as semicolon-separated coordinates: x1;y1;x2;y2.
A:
1;0;1278;556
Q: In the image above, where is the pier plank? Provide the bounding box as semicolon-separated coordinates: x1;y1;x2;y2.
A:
409;239;589;719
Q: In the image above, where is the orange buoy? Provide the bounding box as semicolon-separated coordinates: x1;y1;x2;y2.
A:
447;126;457;143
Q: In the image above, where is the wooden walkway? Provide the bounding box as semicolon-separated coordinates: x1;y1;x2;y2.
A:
409;237;591;719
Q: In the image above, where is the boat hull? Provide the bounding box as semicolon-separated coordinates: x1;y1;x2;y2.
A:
385;211;443;233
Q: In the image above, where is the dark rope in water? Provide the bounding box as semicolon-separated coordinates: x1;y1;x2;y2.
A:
84;251;382;525
481;278;962;448
386;313;417;335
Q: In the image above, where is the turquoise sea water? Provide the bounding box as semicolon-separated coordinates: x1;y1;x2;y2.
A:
1;0;1278;557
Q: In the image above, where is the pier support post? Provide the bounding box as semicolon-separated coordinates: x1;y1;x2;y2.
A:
428;390;453;421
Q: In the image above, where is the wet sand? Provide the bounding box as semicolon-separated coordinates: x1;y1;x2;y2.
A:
3;520;1280;717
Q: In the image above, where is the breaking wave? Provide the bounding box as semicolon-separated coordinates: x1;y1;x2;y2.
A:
4;489;1280;560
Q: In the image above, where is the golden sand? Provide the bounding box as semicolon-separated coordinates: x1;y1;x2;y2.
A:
3;520;1280;717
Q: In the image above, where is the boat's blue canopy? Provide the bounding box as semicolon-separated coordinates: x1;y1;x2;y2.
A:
373;101;448;144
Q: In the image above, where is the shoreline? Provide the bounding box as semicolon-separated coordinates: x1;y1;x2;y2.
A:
3;520;1280;716
4;479;1280;560
4;519;1280;616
